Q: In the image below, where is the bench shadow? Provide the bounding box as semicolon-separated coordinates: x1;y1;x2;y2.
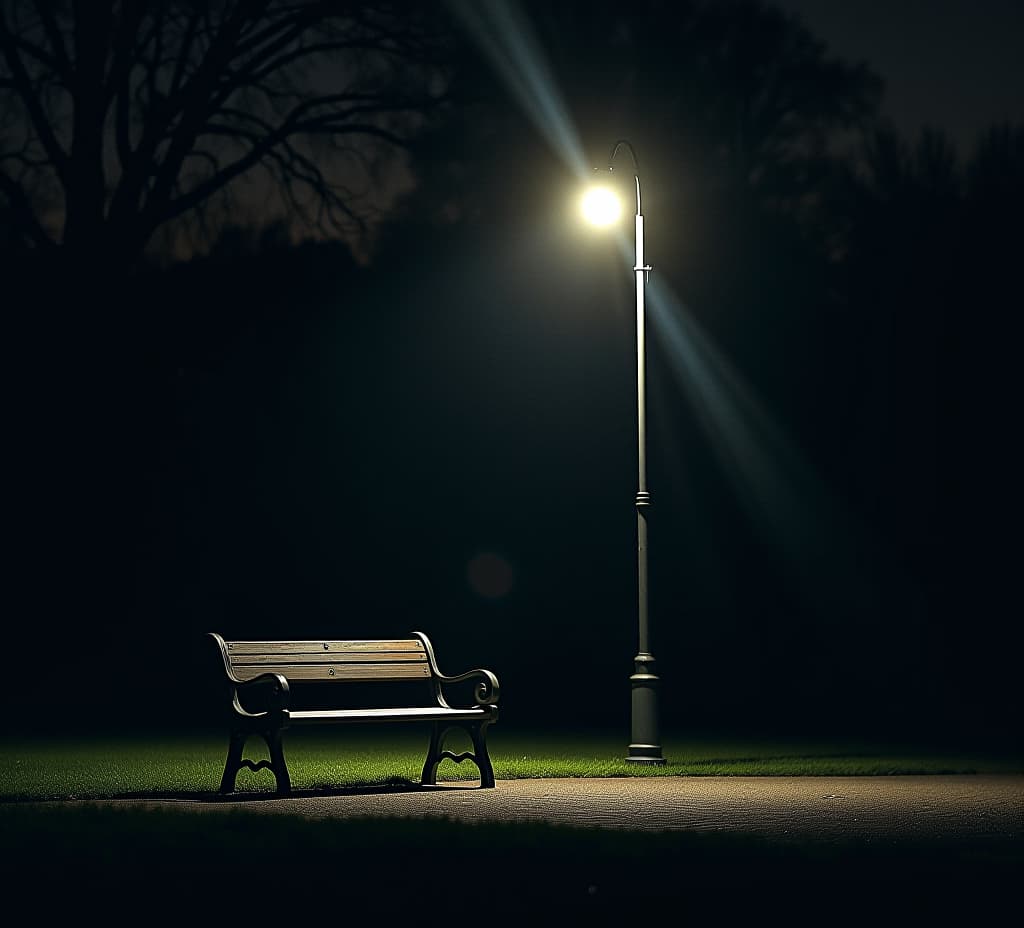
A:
108;779;487;803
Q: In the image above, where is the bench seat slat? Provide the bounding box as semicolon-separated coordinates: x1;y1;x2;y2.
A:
231;652;429;666
225;640;425;654
288;706;493;724
232;663;431;682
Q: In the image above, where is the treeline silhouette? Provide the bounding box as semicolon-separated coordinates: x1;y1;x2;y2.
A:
5;1;1021;745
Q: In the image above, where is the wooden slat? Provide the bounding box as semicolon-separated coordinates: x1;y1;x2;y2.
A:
231;662;432;683
230;652;428;666
225;640;424;655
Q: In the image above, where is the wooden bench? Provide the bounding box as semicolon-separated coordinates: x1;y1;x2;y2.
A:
208;630;500;793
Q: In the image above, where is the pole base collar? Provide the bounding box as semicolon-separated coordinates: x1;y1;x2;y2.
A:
627;744;667;765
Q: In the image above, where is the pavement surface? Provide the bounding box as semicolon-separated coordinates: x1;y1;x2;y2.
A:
103;774;1024;845
11;776;1024;917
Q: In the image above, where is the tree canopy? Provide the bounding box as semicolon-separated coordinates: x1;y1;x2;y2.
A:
0;0;454;267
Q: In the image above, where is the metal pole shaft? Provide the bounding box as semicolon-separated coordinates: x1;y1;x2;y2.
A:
627;209;666;765
636;212;649;655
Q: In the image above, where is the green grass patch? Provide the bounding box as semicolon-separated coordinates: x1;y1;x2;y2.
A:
1;727;1020;801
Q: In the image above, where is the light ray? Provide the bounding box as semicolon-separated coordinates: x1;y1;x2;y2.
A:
645;278;883;622
445;0;590;177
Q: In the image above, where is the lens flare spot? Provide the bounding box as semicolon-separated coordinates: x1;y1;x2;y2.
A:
467;552;515;599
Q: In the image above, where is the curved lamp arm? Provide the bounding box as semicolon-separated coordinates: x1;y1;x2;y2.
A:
608;139;642;216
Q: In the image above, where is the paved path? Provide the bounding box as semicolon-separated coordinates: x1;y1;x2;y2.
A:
107;774;1023;846
15;776;1024;916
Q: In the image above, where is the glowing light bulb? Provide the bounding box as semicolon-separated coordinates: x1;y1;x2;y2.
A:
581;185;622;226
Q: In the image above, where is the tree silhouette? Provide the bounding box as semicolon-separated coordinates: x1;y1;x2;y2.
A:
0;0;453;268
824;116;1024;734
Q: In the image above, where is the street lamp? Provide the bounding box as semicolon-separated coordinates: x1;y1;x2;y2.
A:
581;140;666;765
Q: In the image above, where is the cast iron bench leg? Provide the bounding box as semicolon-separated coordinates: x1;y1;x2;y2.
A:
421;722;446;786
422;721;495;788
219;728;291;794
220;730;246;794
264;728;292;795
470;720;496;789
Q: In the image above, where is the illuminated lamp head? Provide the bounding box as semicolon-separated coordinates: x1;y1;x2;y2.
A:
580;180;623;227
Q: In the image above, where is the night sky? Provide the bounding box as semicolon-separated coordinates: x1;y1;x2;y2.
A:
4;0;1021;747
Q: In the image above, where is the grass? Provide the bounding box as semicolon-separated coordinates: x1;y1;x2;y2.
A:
1;726;1021;800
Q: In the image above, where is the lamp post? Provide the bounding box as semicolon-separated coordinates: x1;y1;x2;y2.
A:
581;140;666;765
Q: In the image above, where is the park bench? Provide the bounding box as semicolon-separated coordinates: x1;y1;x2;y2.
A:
208;630;500;793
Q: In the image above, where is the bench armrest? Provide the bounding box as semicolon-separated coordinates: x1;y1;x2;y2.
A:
209;633;291;721
412;631;501;707
230;672;291;719
438;667;501;707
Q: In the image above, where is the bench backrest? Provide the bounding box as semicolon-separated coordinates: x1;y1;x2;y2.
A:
220;638;432;683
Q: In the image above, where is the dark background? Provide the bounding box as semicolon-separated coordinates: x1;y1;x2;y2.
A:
4;0;1022;748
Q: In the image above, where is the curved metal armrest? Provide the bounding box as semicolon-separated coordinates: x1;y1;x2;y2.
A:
230;672;291;719
438;667;501;706
411;630;500;706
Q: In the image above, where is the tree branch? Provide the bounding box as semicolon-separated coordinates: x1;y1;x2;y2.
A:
0;10;70;185
33;0;73;83
169;6;203;97
154;119;406;233
143;4;264;218
109;4;147;172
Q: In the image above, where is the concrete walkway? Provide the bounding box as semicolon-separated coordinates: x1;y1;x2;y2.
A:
104;774;1024;846
15;776;1023;917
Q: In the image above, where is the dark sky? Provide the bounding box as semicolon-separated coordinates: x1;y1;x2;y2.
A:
774;0;1024;155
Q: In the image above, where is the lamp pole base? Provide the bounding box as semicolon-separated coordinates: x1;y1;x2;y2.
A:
627;747;667;765
627;653;667;765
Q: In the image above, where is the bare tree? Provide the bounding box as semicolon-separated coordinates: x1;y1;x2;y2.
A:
0;0;454;267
